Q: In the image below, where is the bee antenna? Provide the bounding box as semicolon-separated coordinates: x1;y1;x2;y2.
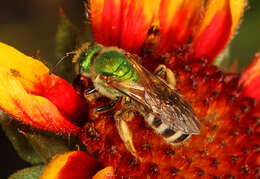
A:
49;52;75;75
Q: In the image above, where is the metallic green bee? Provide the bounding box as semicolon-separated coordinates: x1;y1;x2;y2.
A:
72;43;200;158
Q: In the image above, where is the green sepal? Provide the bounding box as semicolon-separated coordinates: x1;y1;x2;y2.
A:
213;45;231;71
25;133;72;163
55;9;79;82
8;165;44;179
81;2;94;44
56;8;79;58
1;112;84;164
0;113;43;165
79;23;93;45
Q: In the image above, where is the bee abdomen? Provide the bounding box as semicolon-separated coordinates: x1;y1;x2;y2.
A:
145;114;191;144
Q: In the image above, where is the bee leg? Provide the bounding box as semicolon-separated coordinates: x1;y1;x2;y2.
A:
95;97;120;112
114;109;139;159
154;64;176;88
86;88;97;95
154;64;167;78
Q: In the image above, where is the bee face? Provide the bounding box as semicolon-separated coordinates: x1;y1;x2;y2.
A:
73;43;102;77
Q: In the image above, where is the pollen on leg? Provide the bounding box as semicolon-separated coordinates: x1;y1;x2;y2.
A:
166;68;177;88
121;110;135;122
154;64;177;88
114;110;138;158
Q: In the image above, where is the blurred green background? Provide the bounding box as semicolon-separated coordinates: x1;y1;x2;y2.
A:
230;0;260;69
0;0;259;178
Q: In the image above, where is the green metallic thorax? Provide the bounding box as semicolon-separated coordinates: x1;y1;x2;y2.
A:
77;43;139;98
94;49;139;82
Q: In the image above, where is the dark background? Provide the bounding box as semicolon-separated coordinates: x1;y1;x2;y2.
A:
0;0;259;178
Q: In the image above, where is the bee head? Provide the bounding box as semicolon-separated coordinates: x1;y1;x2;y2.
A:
73;43;102;76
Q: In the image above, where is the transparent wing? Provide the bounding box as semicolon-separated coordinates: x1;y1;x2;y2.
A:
105;57;200;134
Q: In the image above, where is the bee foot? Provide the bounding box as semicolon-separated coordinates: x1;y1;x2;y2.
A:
86;88;97;95
95;97;120;112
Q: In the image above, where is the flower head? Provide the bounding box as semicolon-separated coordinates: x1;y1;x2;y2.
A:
1;0;260;178
89;0;246;61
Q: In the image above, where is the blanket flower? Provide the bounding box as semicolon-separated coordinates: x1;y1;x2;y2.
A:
1;0;259;178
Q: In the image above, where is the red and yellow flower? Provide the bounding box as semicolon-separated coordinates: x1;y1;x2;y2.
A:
1;0;260;178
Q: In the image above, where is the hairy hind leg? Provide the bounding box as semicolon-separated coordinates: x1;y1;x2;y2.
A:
154;64;176;88
114;108;139;159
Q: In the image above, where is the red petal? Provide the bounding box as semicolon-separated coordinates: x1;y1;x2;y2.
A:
240;52;260;100
40;151;100;179
0;42;83;135
190;0;232;61
90;0;121;47
89;0;159;54
157;0;204;53
92;166;115;179
35;75;88;125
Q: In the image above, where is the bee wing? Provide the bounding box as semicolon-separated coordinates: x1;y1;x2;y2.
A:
107;58;200;134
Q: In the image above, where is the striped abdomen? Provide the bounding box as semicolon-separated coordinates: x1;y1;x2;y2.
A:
145;114;191;144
